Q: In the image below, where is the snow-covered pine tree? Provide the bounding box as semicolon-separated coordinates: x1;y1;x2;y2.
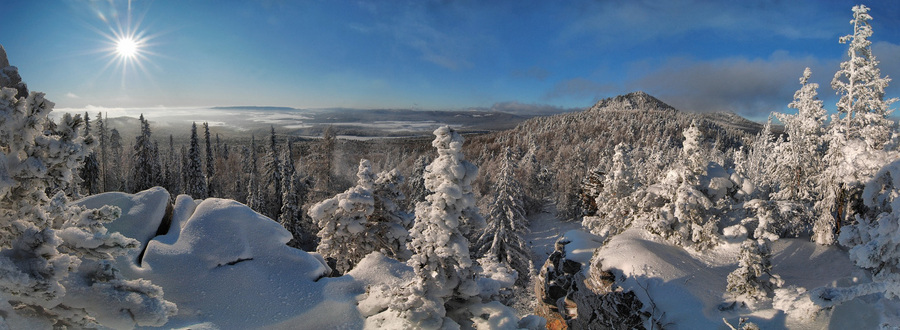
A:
773;68;826;203
0;84;176;327
474;147;531;286
649;121;720;250
308;159;376;274
278;140;315;250
129;114;159;193
95;112;108;192
245;136;264;212
368;169;412;261
727;200;784;304
107;128;123;191
265;126;283;220
585;143;639;238
392;126;482;328
816;4;897;245
79;112;101;196
832;5;896;150
184;122;207;199
204;122;215;197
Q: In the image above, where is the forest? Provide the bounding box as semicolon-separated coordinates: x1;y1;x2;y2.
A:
0;4;899;330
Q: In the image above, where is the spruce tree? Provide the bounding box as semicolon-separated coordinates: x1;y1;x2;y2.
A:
816;5;897;244
204;122;215;197
265;126;283;219
79;112;101;195
185;122;207;199
474;147;531;286
129;114;158;193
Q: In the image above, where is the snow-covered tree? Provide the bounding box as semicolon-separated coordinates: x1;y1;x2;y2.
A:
0;86;176;327
727;200;784;304
95;112;108;192
838;159;900;298
369;169;412;261
79;112;100;196
391;126;483;328
129;114;160;193
245;136;264;212
264;126;283;220
184;122;207;199
107;128;123;191
648;122;720;250
474;147;531;286
831;4;896;150
204;122;215;197
773;68;827;203
278;141;315;250
584;143;639;238
308;159;376;274
816;5;897;245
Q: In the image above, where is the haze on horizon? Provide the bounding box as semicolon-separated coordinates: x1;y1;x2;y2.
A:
2;0;900;121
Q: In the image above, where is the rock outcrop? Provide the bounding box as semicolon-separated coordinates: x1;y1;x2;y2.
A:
0;44;29;98
535;237;648;329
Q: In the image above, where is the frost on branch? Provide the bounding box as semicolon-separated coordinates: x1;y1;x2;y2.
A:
0;70;176;327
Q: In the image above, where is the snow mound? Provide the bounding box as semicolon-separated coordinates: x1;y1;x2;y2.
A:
81;189;392;329
593;227;875;329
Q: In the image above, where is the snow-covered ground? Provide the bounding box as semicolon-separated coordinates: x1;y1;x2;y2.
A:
76;189;405;329
64;190;900;329
524;204;583;268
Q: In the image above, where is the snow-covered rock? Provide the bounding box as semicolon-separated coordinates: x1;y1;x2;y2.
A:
77;188;395;329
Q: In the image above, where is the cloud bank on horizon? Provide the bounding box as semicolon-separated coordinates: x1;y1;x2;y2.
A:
1;0;899;120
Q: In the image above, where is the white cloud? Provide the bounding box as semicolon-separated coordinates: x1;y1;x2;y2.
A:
629;53;836;118
66;92;80;99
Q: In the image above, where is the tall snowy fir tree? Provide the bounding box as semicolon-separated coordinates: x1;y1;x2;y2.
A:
382;126;483;329
278;140;314;250
816;4;897;245
474;147;531;286
773;68;826;203
204;122;215;197
265;126;283;220
185;122;207;199
96;112;108;192
245;136;264;212
128;114;159;193
79;112;100;196
107;128;123;191
0;64;176;328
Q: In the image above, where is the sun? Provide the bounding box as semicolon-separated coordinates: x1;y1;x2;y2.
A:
115;37;139;59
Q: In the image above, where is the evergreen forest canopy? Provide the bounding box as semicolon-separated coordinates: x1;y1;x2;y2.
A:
0;4;898;329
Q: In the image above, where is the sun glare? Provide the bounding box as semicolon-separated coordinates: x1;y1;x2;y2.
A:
115;37;138;58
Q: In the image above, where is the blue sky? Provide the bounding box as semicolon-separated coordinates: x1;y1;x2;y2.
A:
2;0;899;120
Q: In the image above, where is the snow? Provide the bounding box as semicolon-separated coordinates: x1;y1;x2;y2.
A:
589;227;886;329
75;189;409;329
